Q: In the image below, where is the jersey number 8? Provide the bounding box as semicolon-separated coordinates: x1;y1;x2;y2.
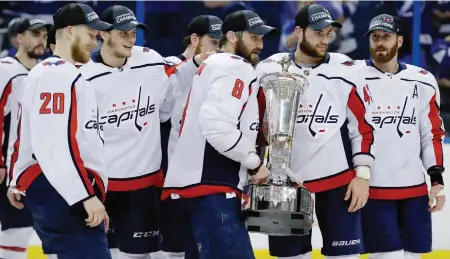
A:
232;79;244;99
39;92;65;114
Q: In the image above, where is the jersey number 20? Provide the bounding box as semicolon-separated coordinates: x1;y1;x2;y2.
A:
40;92;65;114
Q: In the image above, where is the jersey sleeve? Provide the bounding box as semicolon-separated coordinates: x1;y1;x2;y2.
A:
199;63;258;166
346;81;375;168
0;68;13;168
159;62;179;123
419;78;445;170
27;70;95;206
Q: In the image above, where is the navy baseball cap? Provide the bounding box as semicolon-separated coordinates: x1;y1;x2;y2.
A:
187;15;223;39
53;3;113;31
222;10;277;36
17;18;50;34
295;4;342;30
101;5;147;31
8;18;22;37
365;14;402;37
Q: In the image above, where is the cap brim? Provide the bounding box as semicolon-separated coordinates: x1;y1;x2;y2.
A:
27;23;51;31
208;30;223;39
310;19;342;30
87;20;114;31
364;26;396;37
115;21;147;31
247;25;278;37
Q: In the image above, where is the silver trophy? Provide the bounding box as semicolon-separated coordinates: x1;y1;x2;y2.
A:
242;56;314;236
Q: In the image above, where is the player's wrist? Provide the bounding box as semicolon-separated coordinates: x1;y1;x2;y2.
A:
428;166;445;186
356;166;371;181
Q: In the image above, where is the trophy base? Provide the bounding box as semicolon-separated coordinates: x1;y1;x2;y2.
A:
245;210;312;236
241;184;314;236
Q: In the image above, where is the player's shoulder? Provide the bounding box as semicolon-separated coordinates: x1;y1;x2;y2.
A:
402;64;437;87
78;57;110;79
130;45;165;65
0;57;27;76
207;52;253;70
327;52;354;65
30;56;79;81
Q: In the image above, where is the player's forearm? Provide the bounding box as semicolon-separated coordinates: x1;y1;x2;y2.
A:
200;118;260;169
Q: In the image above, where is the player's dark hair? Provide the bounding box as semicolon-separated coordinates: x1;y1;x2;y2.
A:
219;31;242;48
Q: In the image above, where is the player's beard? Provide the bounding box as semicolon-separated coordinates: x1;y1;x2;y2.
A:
71;36;91;64
299;34;328;58
106;37;131;59
370;42;398;64
235;38;261;66
26;44;45;59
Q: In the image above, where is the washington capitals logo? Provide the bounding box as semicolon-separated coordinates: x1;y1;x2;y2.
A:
296;94;339;137
42;60;65;66
372;96;417;137
383;16;393;23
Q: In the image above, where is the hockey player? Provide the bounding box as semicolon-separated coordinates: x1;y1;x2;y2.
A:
162;10;276;259
359;14;445;259
256;4;375;259
7;3;112;258
165;14;222;164
159;15;223;259
0;17;49;259
78;5;203;259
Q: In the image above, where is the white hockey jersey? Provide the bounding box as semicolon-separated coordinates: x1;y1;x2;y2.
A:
358;60;445;200
256;53;375;193
163;55;199;162
79;46;197;192
0;57;28;177
10;56;107;206
162;52;260;199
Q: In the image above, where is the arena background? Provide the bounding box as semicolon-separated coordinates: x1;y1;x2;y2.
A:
0;0;449;258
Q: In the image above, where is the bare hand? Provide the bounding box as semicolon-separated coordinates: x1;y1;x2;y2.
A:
0;168;6;184
252;165;270;184
83;196;106;228
344;177;369;212
429;184;445;212
194;47;215;64
7;188;24;209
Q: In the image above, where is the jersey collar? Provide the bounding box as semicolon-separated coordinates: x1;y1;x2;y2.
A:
91;51;128;68
365;59;407;74
12;56;31;71
289;52;330;69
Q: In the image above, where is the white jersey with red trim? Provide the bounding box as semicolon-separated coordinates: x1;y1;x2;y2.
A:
255;52;375;193
0;57;28;176
10;56;107;206
163;55;199;162
79;46;196;191
357;60;445;200
162;52;260;199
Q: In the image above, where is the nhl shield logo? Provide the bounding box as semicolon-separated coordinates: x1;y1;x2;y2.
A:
304;70;310;76
383;15;393;23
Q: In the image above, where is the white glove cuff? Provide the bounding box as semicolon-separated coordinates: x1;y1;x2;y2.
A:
241;152;261;170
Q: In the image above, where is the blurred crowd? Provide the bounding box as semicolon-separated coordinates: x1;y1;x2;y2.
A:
0;0;450;132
